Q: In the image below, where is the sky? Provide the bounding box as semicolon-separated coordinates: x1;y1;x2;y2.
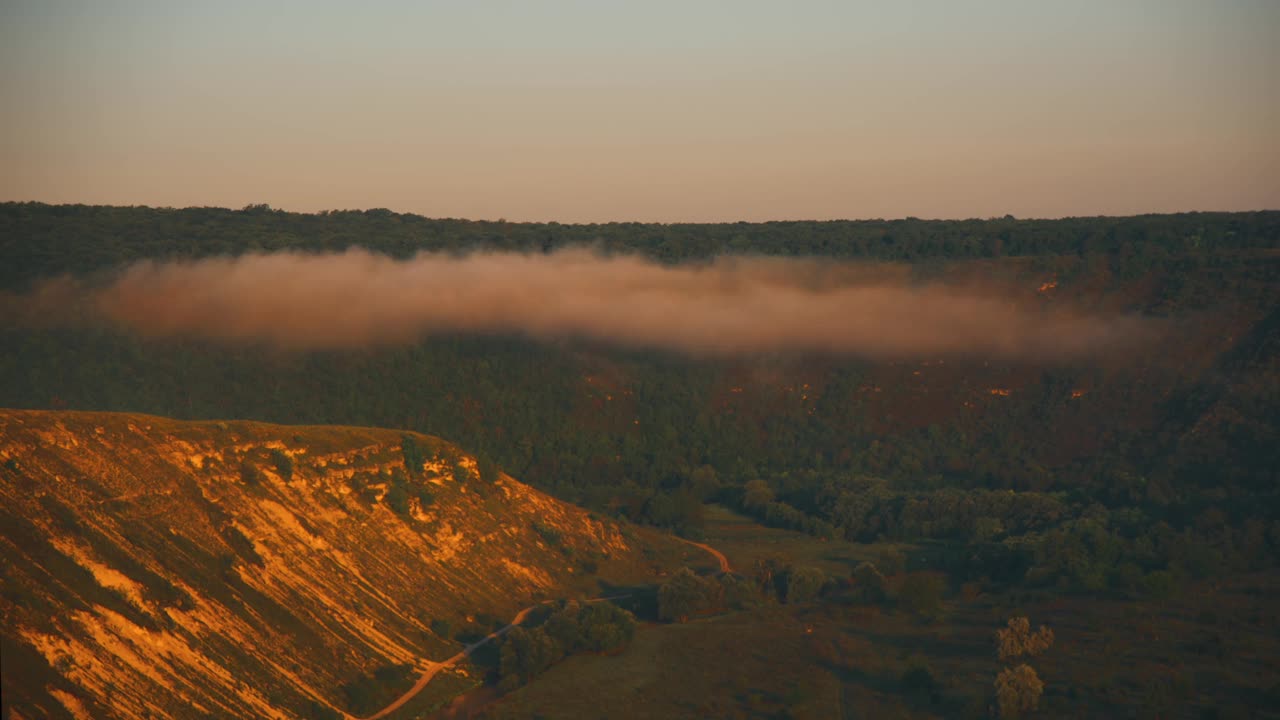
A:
2;0;1277;222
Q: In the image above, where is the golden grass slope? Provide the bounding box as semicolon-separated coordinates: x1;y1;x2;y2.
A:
0;409;663;720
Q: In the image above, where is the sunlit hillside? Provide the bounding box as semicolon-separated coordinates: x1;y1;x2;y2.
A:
0;409;682;719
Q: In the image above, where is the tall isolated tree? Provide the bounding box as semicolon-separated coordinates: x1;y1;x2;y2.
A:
401;434;424;477
995;664;1044;719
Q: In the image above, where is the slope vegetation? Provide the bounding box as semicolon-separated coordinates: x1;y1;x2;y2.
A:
0;409;673;719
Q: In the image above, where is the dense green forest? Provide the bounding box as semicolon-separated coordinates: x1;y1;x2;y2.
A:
3;202;1278;601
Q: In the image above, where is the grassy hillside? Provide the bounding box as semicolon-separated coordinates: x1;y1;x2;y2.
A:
0;409;685;720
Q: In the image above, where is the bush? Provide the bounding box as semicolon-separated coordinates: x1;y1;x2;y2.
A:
269;449;293;482
384;480;410;516
659;567;721;622
239;460;263;486
719;573;758;610
901;658;941;703
784;566;826;604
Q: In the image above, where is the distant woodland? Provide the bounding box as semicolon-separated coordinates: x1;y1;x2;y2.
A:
3;202;1279;601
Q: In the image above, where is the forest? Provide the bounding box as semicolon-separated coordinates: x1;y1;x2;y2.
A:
2;202;1278;607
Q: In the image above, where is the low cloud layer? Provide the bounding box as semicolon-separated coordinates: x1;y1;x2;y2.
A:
13;249;1155;359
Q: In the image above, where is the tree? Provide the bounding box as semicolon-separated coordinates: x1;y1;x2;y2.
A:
577;602;636;653
996;617;1054;662
384;470;411;516
688;464;720;500
995;664;1044;718
743;479;775;510
659;567;716;622
401;434;424;477
719;573;758;610
784;566;826;604
498;627;559;689
753;555;788;599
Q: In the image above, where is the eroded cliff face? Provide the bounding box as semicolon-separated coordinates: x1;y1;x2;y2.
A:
0;410;650;719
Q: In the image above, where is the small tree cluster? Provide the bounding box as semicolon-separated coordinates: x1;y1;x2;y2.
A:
498;601;636;691
741;479;838;538
383;468;433;517
752;557;828;604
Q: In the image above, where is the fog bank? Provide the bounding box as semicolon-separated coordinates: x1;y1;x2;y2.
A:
18;249;1155;359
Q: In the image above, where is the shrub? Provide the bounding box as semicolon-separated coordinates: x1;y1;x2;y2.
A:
384;481;410;517
659;567;721;622
239;460;263;486
784;566;826;604
901;658;941;703
269;449;293;482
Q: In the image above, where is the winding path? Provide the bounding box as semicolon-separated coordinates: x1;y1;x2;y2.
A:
676;537;732;574
357;536;729;720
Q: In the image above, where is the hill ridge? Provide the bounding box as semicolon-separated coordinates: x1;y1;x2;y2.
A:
0;409;668;719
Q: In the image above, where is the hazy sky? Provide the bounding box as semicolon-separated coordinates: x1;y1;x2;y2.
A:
2;0;1277;222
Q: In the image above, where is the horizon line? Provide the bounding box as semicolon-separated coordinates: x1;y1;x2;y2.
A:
4;199;1278;227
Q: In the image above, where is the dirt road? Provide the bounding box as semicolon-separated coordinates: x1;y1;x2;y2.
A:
676;537;732;574
359;604;540;720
